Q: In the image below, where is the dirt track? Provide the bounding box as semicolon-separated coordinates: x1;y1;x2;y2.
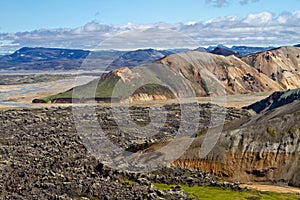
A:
241;183;300;194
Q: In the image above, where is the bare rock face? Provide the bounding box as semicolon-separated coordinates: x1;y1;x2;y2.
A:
128;93;170;102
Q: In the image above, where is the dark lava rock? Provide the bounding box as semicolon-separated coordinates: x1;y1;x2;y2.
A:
0;104;247;199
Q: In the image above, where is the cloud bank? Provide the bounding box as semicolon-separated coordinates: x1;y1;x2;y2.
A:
0;11;300;53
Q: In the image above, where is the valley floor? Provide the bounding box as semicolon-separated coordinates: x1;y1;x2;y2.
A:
0;77;272;109
0;75;98;108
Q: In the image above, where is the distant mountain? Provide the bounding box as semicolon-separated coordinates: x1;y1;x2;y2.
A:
107;49;168;70
207;44;232;52
0;47;89;70
209;47;238;56
294;44;300;48
0;47;187;71
207;44;276;56
38;46;300;103
9;47;90;61
231;46;275;56
0;47;126;71
107;48;192;71
193;47;208;52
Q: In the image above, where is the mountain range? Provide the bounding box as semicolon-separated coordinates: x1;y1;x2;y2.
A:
0;47;122;71
38;46;300;103
1;45;294;71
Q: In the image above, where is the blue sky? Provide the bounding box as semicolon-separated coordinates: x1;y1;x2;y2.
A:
0;0;300;53
0;0;299;33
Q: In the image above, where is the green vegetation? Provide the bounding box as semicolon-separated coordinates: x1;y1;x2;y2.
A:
0;138;6;145
121;178;137;185
195;130;205;137
267;127;278;137
89;197;100;200
41;73;175;103
41;74;119;102
288;126;298;134
153;183;300;200
293;110;300;117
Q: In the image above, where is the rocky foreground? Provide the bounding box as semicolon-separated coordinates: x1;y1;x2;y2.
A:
0;104;248;199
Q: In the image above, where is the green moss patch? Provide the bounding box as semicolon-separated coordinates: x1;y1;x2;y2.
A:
153;183;300;200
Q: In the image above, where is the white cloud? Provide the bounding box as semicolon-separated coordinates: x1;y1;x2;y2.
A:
243;12;273;25
0;11;300;54
184;21;198;26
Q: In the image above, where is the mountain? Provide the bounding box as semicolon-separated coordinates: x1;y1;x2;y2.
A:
107;48;192;71
9;47;90;61
193;47;208;52
0;47;187;71
0;47;89;70
207;44;276;56
209;47;238;56
242;46;300;89
0;47;123;71
157;46;300;96
37;46;300;103
207;44;232;52
37;65;179;103
173;88;300;187
231;46;274;56
107;49;168;70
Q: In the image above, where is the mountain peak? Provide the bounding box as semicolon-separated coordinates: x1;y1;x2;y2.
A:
210;46;238;56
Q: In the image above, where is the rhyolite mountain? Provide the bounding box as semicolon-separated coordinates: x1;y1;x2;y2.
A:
156;46;300;96
173;88;300;187
38;46;300;103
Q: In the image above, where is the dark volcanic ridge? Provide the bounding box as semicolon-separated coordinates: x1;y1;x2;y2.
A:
173;88;300;187
243;88;300;113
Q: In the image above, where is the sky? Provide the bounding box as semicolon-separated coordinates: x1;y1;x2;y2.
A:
0;0;300;53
